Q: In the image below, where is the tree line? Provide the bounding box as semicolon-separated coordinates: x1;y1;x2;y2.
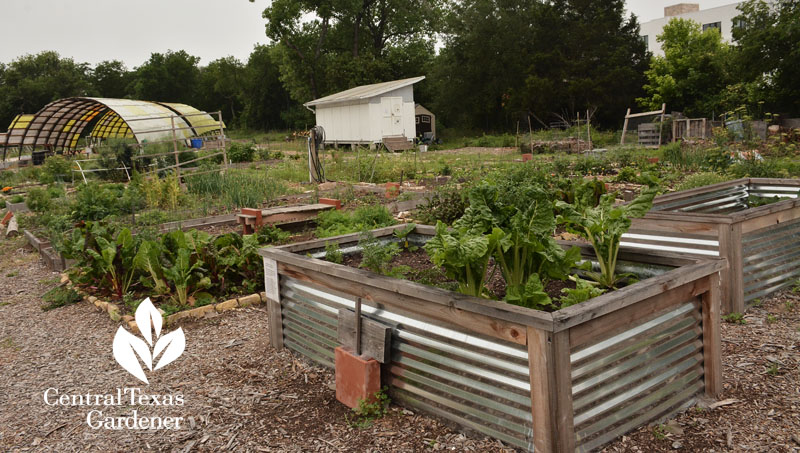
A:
0;46;300;132
0;0;797;134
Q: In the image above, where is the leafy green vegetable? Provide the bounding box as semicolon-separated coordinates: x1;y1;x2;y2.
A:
560;277;606;307
557;187;657;289
324;241;344;264
425;221;503;298
358;231;407;278
504;273;552;309
493;187;581;308
394;223;418;251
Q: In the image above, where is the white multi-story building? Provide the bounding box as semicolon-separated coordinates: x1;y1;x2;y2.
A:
640;2;743;56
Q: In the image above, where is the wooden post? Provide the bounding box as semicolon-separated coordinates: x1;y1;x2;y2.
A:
672;119;678;143
218;111;228;173
701;271;722;397
264;257;284;350
658;103;666;147
621;108;631;145
528;327;575;453
728;222;744;314
528;116;533;154
702;118;708;139
586;109;592;150
170;116;181;180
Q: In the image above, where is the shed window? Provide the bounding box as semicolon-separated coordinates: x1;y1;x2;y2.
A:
415;117;420;124
421;116;430;123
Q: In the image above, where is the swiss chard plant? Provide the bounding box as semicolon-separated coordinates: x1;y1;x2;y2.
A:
494;186;582;309
557;187;658;289
424;221;503;298
63;222;139;298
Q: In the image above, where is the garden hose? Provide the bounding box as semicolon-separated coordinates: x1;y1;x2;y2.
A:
308;126;326;183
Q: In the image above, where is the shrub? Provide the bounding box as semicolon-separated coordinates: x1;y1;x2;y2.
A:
70;182;126;220
614;167;638;183
39;155;72;184
416;184;468;225
316;205;396;238
97;138;136;181
228;142;257;163
26;187;52;212
675;173;729;191
9;194;24;204
0;199;5;209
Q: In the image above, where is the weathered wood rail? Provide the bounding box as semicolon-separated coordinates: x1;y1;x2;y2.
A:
259;225;726;452
625;177;800;313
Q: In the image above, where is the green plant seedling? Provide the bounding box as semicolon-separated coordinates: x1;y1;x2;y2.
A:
722;312;746;325
324;241;344;264
652;424;668;440
41;286;82;311
766;363;780;376
766;314;778;324
393;223;418;251
346;386;391;429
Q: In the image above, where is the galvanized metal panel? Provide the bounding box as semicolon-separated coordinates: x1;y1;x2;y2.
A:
278;276;533;451
620;232;720;257
742;216;800;303
571;301;705;451
652;185;749;213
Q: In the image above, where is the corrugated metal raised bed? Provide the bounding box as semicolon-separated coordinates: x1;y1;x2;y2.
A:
258;224;725;452
623;177;800;313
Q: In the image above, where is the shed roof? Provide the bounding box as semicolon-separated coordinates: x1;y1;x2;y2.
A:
304;76;425;108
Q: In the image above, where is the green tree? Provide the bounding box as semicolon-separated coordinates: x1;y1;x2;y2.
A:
431;0;646;130
253;0;441;103
239;45;302;130
731;0;800;117
130;50;201;104
638;18;733;117
196;56;246;124
0;51;92;128
91;60;131;99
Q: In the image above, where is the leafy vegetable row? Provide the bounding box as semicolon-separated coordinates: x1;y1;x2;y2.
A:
62;222;289;310
425;180;656;310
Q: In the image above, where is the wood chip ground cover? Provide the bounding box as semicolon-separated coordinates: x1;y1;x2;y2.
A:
2;235;798;452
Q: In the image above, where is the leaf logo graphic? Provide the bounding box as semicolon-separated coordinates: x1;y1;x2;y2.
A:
112;298;186;384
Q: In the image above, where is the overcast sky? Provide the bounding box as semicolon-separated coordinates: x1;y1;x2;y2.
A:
0;0;740;68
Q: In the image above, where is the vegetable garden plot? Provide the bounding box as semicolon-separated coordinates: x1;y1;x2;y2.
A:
623;178;800;313
259;225;725;452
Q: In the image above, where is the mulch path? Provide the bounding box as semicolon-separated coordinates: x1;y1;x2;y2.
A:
1;235;798;452
0;237;512;453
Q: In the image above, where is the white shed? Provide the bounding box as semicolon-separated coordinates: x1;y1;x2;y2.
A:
304;76;424;146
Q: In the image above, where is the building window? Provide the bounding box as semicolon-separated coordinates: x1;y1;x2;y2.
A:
421;116;430;123
702;22;721;32
642;35;648;50
415;117;420;124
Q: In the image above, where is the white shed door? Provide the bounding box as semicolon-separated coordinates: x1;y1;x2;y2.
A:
380;97;404;136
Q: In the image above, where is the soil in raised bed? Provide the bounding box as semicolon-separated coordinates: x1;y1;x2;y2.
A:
341;248;577;308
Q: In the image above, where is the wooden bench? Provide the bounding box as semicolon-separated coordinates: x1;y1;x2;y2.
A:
382;135;414;152
237;201;339;234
